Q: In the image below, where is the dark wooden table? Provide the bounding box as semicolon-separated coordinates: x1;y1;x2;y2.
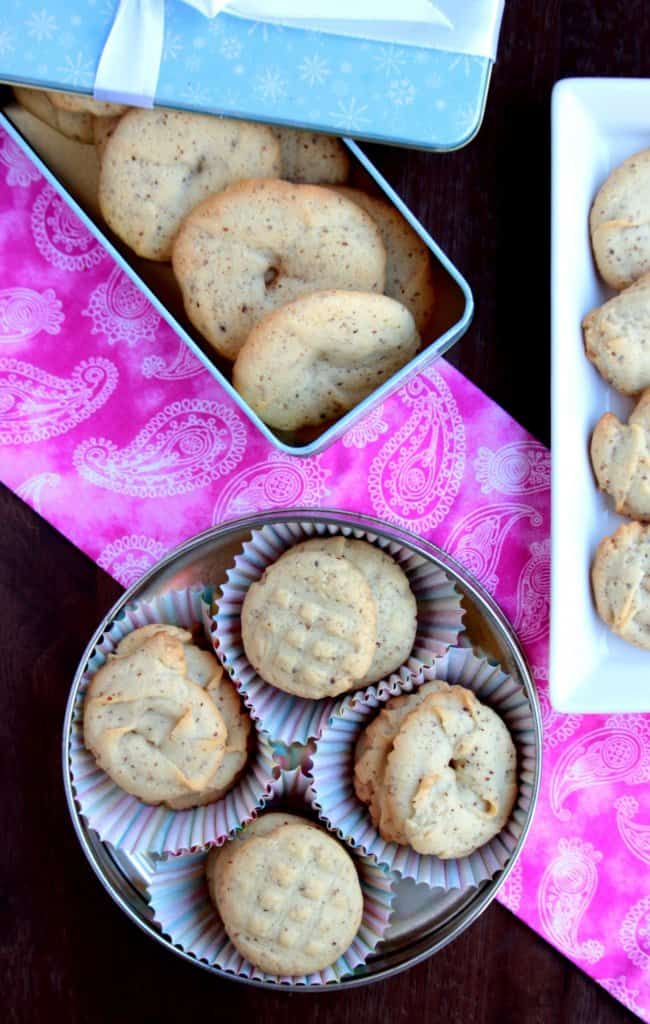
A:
2;3;646;1022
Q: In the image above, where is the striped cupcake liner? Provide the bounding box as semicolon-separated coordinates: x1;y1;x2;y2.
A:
67;587;278;856
147;766;397;986
212;520;464;746
308;646;537;889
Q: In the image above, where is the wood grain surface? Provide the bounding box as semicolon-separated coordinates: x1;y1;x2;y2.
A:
1;2;645;1021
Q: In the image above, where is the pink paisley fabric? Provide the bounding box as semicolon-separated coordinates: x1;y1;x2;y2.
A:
0;125;648;1019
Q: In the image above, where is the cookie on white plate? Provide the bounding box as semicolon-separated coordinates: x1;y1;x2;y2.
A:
591;389;650;521
592;521;650;650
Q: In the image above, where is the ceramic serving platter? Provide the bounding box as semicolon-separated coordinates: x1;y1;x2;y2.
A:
551;78;650;713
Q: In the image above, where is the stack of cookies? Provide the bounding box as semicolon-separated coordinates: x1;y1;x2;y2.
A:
239;536;418;699
353;680;517;859
205;812;364;976
84;624;251;810
12;90;435;435
584;149;650;650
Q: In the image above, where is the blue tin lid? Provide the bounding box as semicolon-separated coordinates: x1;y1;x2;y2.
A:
0;2;498;151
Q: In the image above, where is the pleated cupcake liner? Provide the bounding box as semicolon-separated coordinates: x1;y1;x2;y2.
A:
308;646;537;889
147;765;397;986
67;587;278;856
212;519;465;745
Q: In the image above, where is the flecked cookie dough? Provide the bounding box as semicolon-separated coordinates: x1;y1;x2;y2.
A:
592;521;650;650
233;290;419;430
213;821;363;975
271;125;350;184
583;274;650;394
591;389;650;521
279;536;418;683
591;148;650;289
332;185;436;333
240;546;378;698
172;178;386;360
98;109;282;260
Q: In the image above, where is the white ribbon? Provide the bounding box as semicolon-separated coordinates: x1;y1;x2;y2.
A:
94;0;504;106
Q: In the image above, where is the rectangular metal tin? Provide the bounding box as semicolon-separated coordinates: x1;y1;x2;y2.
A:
0;108;473;455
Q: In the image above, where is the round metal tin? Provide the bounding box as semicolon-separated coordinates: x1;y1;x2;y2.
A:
62;509;542;990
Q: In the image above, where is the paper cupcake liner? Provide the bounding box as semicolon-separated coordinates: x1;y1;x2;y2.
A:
147;765;396;986
68;587;278;856
212;520;465;745
308;646;537;889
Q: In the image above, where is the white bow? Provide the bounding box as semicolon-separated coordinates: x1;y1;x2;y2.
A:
94;0;504;107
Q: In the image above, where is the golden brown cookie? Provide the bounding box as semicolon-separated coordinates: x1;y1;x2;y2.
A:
331;186;436;334
99;109;281;260
280;536;418;683
372;686;517;858
591;390;650;521
233;290;419;430
590;148;650;289
83;632;227;805
172;178;387;360
206;812;316;906
214;821;363;975
583;274;650;394
353;681;449;826
270;126;350;184
592;521;650;649
240;547;378;698
48;91;128;118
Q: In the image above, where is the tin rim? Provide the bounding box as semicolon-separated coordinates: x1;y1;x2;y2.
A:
62;508;542;991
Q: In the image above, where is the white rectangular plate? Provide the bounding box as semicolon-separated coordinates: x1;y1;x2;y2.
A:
551;77;650;713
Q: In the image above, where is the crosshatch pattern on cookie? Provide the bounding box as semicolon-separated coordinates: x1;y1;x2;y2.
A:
212;520;465;744
147;766;397;986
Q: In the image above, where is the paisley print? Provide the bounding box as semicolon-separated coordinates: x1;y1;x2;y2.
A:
445;503;543;592
15;471;61;514
0;357;117;445
97;534;168;587
550;715;650;820
474;441;550;495
73;398;246;498
600;977;642;1016
513;538;550;644
83;266;161;347
342;403;389;449
620;895;650;971
31;185;106;272
212;450;330;523
0;287;64;344
141;342;206;381
0;135;41;188
367;369;465;531
499;860;523;913
615;797;650;865
538;837;604;964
